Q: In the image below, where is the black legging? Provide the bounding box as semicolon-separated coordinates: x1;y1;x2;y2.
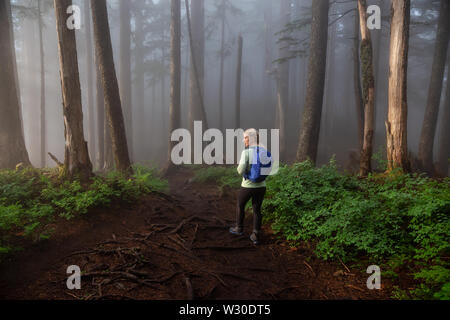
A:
236;187;266;233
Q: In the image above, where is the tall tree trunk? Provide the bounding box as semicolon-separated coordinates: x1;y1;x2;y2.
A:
418;0;450;175
91;0;131;174
358;0;376;177
167;0;181;170
186;0;208;134
235;34;243;129
96;59;105;170
119;0;133;162
386;0;410;172
296;0;329;164
263;0;274;128
135;6;145;162
85;0;95;166
436;59;450;177
219;0;225;130
104;111;114;171
0;0;31;169
353;11;364;152
321;3;337;163
38;0;46;168
277;0;290;162
54;0;92;180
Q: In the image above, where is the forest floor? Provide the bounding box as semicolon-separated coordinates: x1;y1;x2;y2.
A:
0;167;391;300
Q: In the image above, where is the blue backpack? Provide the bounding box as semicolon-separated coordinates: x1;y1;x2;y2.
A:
243;147;272;183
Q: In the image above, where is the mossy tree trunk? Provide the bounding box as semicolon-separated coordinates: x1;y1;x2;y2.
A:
358;0;375;177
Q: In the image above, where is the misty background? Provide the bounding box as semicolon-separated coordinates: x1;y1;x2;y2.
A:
10;0;447;171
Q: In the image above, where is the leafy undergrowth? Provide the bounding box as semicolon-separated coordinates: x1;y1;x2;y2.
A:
0;165;168;259
261;159;449;300
190;165;242;191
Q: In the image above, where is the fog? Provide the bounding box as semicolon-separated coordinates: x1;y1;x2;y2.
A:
10;0;447;171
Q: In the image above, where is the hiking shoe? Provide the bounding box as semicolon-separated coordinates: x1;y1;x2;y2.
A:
250;232;260;245
229;227;244;236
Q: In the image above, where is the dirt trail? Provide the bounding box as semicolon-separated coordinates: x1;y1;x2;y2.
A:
0;168;389;300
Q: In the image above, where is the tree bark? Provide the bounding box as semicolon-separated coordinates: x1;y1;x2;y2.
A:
119;0;133;162
296;0;329;164
54;0;92;180
358;0;376;177
235;34;243;129
436;58;450;177
418;0;450;175
0;0;31;169
277;0;290;162
186;0;208;134
95;57;105;170
167;0;181;170
38;0;46;168
353;11;364;152
85;0;95;166
91;0;131;174
386;0;410;172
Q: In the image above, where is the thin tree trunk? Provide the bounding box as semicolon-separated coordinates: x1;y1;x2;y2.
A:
38;0;46;168
186;0;208;133
219;0;225;130
296;0;329;164
0;0;31;169
436;58;450;177
167;0;181;170
353;11;364;152
85;0;95;166
277;0;290;162
263;0;274;128
386;0;410;172
96;59;105;170
119;0;133;162
91;0;131;174
135;7;145;162
418;0;450;175
54;0;92;180
235;34;243;129
358;0;376;177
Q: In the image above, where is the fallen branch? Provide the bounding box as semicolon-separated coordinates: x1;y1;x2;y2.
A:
48;152;63;167
303;261;316;276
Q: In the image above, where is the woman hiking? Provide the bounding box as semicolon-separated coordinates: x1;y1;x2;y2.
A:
229;129;272;245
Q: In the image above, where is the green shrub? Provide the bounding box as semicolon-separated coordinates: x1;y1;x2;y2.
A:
0;165;168;258
262;159;450;299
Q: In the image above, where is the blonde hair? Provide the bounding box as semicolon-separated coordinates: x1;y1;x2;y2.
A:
243;128;258;146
